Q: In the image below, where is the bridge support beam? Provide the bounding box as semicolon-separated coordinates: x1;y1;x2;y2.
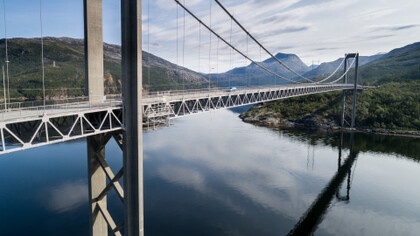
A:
121;0;144;235
350;54;359;129
340;55;348;127
84;0;105;103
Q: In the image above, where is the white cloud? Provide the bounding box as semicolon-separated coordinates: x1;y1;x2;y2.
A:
44;180;88;213
144;0;420;72
144;110;420;235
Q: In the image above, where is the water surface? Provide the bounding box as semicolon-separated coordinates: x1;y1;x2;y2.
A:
0;109;419;235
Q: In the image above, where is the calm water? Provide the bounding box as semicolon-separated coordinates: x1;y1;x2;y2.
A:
1;108;420;235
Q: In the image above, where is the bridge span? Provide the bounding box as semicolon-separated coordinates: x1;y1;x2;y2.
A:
143;83;359;125
0;83;359;154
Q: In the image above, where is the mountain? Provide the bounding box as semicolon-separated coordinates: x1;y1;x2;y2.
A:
301;42;420;84
209;53;310;87
0;37;209;101
358;42;420;84
304;54;384;79
328;42;420;85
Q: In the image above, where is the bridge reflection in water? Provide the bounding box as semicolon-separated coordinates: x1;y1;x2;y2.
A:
288;133;358;235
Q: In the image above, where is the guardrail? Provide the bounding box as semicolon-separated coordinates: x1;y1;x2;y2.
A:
0;97;122;121
0;84;361;120
0;94;123;111
142;83;360;98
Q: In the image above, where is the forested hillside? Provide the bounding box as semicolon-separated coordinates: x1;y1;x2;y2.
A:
241;42;420;132
0;37;210;101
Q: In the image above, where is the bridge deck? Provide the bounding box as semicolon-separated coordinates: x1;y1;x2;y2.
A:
142;83;357;123
0;84;359;154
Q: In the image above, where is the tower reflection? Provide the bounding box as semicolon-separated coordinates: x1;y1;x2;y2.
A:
288;133;358;236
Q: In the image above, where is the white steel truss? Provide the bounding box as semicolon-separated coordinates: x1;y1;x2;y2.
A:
0;107;123;154
0;84;363;154
143;84;361;123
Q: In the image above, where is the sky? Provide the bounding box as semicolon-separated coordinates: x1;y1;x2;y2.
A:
0;0;419;73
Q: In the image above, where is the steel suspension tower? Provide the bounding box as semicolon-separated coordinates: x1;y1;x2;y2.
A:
340;53;359;129
84;0;143;235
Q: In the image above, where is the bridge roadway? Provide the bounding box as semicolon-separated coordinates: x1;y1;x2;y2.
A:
0;83;358;154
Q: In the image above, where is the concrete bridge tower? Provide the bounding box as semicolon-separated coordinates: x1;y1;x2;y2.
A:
84;0;143;235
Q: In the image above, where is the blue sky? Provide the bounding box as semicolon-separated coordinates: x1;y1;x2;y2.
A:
1;0;419;73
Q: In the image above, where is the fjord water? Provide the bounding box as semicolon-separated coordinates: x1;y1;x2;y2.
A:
1;109;420;235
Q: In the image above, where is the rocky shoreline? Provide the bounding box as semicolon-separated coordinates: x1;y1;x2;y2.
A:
239;112;420;138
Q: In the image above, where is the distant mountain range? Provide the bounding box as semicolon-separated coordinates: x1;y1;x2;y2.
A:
208;53;310;86
208;41;420;86
303;54;384;79
207;51;387;87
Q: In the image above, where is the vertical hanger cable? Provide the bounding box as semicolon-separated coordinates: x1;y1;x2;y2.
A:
40;0;46;109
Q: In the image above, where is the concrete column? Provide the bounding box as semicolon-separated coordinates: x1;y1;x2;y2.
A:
87;134;108;236
121;0;143;235
350;54;359;129
340;55;348;128
84;0;105;103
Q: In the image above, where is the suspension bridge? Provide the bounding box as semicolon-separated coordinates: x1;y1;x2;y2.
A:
0;0;366;235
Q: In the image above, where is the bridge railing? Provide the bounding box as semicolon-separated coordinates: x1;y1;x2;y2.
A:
0;83;359;120
0;96;90;111
142;83;353;98
142;84;309;98
0;94;123;111
0;95;122;120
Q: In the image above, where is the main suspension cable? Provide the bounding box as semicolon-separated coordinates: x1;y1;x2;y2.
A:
174;0;297;84
315;57;346;83
213;0;314;83
328;57;356;84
